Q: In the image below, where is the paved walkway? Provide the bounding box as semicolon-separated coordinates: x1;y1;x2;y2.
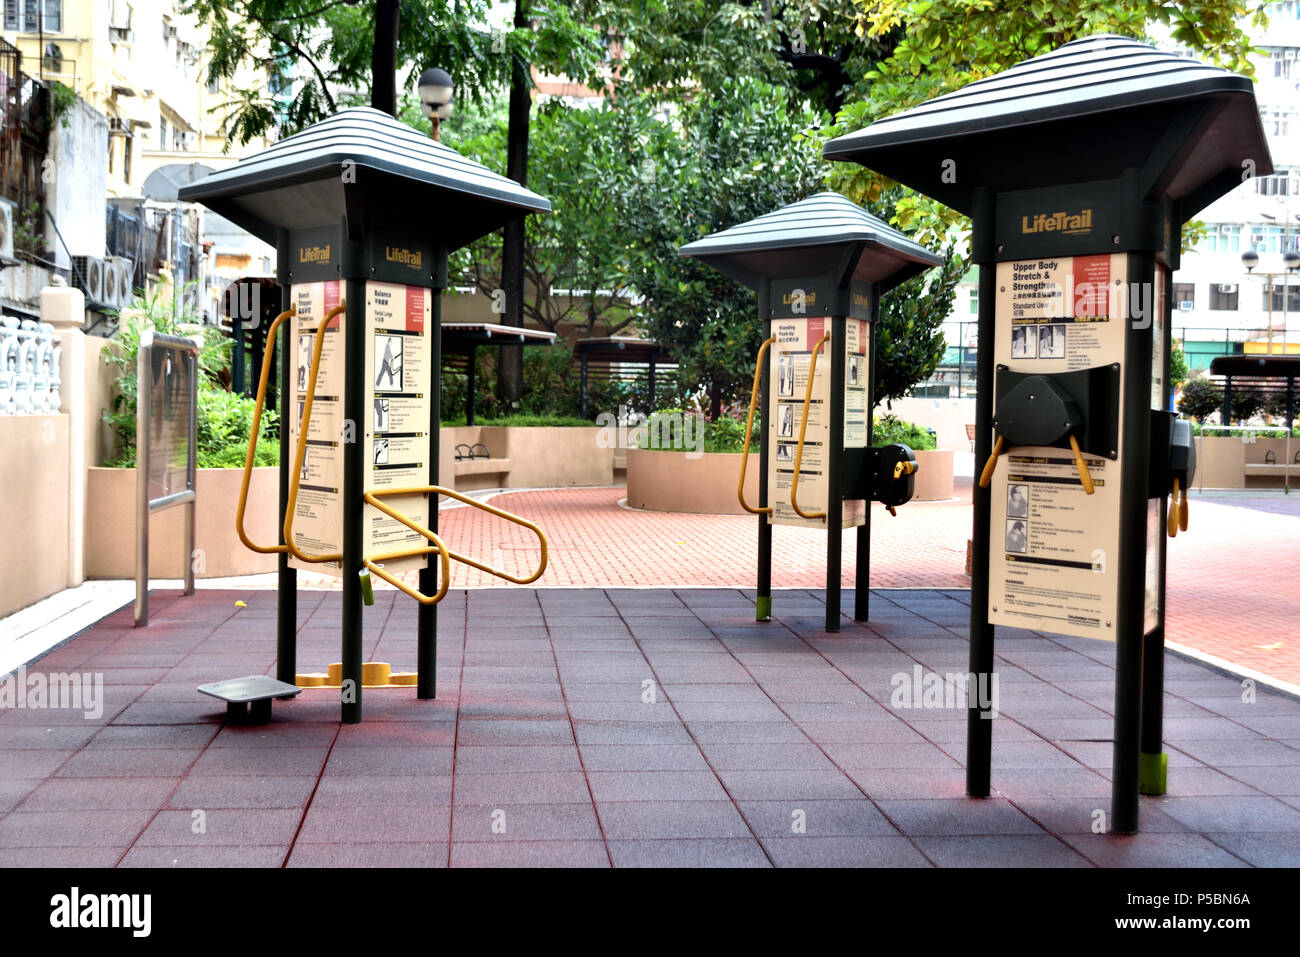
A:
330;484;1299;687
3;587;1297;867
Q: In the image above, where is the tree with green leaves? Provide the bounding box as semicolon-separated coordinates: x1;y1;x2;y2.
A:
449;99;645;338
1177;377;1224;422
622;78;828;419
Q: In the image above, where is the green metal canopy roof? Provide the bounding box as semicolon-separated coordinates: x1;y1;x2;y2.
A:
678;192;943;292
178;107;550;250
822;35;1273;220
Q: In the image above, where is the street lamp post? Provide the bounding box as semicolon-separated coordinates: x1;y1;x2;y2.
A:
1240;249;1300;356
417;68;454;142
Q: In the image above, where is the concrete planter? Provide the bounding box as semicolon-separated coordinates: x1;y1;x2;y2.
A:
85;466;279;579
1196;434;1298;489
912;448;955;501
440;425;614;491
626;448;759;514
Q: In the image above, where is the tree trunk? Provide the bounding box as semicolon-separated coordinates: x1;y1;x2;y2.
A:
497;0;531;408
370;0;400;116
709;381;722;420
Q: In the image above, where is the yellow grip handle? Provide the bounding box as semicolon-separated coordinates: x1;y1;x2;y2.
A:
1068;434;1095;495
893;460;917;480
791;333;832;522
1167;477;1180;538
285;302;348;565
978;434;1004;488
738;336;776;515
236;307;296;555
1179;482;1189;532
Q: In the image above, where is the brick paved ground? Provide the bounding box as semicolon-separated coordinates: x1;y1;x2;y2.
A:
3;587;1298;867
311;483;1299;687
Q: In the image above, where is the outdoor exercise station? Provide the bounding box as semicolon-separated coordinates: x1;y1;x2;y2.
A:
177;107;554;724
824;34;1268;833
680;192;941;632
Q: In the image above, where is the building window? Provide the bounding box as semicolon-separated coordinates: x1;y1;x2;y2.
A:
1201;224;1242;253
967;288;978;314
3;0;61;33
1208;283;1239;311
1264;284;1300;312
1173;283;1195;309
159;117;167;151
1255;169;1297;196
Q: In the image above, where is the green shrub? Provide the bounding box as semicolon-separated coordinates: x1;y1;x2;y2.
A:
439;414;593;428
102;286;278;469
639;409;757;454
873;414;937;450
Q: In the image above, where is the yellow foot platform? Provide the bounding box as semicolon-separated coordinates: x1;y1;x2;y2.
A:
295;662;419;688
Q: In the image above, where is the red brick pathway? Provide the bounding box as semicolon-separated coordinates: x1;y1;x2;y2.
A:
328;485;1298;687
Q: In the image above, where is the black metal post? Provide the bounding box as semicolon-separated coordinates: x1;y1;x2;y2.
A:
1223;375;1233;425
1112;252;1156;834
418;254;447;699
580;351;589;419
1140;263;1174;796
466;343;477;427
232;293;245;396
756;283;772;622
855;294;879;622
966;189;996;798
370;0;400;116
648;356;657;412
825;316;846;633
275;240;296;686
341;279;366;723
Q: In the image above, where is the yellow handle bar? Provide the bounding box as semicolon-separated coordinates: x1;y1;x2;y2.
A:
359;486;549;604
236;307;296;554
284;302;348;565
361;489;454;605
738;335;776;515
791;333;831;522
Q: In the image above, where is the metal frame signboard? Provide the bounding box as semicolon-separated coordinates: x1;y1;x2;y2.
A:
988;254;1127;640
767;315;869;530
135;331;198;627
287;279;346;571
363;279;433;572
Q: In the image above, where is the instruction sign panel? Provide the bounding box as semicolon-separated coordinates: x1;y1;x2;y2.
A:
988;254;1127;640
288;280;344;573
364;281;433;573
767;316;867;529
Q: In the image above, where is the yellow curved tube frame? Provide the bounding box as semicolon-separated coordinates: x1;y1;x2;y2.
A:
284;302;348;565
361;489;453;606
236;307;296;554
738;335;776;515
278;299;548;606
364;486;551;605
791;333;832;522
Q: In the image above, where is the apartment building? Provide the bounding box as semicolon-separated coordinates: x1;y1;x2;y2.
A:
2;0;278;322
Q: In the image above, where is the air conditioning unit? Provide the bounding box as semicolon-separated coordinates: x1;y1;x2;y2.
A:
1220;284;1238;294
102;257;121;307
104;256;133;306
0;200;15;261
109;27;133;45
109;257;135;305
1178;301;1194;311
71;256;106;305
164;25;178;40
